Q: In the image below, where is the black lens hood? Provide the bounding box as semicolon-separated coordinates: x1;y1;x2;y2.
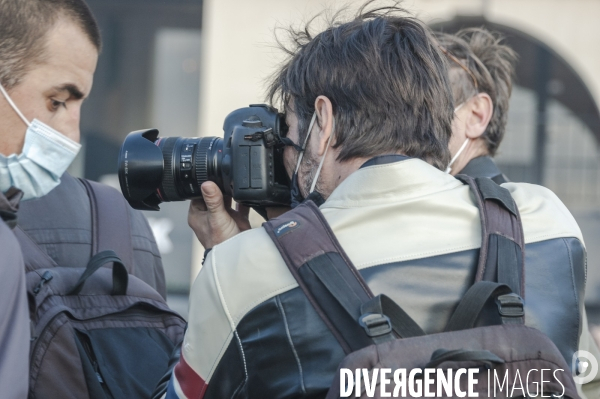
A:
118;129;164;209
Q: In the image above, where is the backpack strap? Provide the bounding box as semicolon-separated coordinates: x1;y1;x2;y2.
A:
16;180;134;273
457;175;525;299
264;200;424;354
79;179;135;273
360;294;426;340
444;281;523;331
67;250;129;296
14;226;59;272
264;177;525;350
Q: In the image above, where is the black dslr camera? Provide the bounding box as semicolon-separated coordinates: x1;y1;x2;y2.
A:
118;104;291;211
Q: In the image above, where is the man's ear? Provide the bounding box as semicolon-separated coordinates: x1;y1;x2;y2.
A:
312;95;334;157
465;92;493;139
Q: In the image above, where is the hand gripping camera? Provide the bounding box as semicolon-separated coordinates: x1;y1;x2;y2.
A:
118;104;291;210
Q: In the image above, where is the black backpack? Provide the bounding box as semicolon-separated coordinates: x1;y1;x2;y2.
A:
264;176;579;398
16;179;186;399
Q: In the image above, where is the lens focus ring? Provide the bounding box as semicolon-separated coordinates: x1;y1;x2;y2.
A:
195;137;215;186
160;137;181;201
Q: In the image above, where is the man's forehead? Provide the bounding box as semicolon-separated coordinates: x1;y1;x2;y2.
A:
38;18;99;96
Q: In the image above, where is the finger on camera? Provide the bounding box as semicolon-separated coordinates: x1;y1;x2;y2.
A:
236;203;251;217
200;181;226;213
223;195;233;210
188;201;205;230
190;198;208;212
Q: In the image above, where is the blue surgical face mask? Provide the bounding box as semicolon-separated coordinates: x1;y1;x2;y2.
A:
0;84;81;200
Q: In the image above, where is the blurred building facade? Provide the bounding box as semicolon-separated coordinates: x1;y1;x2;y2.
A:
65;0;203;314
78;0;600;325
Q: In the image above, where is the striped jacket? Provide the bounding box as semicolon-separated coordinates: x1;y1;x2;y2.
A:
166;158;600;399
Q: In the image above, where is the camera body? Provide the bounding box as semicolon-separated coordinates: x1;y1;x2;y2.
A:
118;104;291;211
221;104;291;206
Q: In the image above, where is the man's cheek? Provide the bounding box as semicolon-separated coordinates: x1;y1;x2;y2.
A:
449;119;465;152
283;147;295;179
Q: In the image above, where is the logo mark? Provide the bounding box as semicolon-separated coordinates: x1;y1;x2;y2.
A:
572;350;599;384
275;220;300;237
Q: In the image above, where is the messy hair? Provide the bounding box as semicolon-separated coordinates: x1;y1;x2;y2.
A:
435;28;517;156
0;0;101;89
268;1;454;170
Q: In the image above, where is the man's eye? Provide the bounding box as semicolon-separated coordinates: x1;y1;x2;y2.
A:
51;99;66;110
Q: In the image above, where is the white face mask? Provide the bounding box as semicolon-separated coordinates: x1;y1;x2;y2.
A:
445;101;470;174
0;84;81;200
295;113;334;188
290;112;335;207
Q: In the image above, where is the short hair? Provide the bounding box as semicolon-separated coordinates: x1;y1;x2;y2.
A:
0;0;101;90
435;28;517;156
268;2;454;170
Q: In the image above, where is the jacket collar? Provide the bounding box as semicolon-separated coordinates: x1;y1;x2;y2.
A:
322;158;463;209
360;154;411;169
460;156;508;184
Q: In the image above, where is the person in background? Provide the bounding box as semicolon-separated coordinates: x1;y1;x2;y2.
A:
437;28;600;397
0;0;166;296
436;28;516;183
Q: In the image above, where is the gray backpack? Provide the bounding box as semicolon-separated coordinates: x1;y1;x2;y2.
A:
16;180;186;399
264;176;579;398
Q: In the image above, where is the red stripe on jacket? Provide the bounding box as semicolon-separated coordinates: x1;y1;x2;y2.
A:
174;354;208;399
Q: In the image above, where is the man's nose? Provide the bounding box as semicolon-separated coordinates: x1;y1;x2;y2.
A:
60;105;82;143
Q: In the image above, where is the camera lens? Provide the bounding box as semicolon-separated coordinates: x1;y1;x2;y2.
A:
153;136;223;202
118;129;224;211
155;136;224;202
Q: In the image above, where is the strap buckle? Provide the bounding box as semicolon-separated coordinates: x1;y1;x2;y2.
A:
359;313;392;337
496;293;524;317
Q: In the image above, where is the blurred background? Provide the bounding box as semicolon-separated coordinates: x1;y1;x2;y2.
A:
76;0;600;339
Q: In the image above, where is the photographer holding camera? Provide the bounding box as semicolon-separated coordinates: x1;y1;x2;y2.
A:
154;4;599;399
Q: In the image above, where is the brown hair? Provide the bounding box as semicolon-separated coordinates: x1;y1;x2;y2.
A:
435;28;517;156
0;0;101;89
268;1;454;170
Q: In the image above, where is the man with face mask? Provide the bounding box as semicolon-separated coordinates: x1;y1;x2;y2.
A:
0;0;166;295
435;28;515;182
165;5;599;399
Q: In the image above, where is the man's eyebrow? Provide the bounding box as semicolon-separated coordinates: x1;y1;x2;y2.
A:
52;84;85;100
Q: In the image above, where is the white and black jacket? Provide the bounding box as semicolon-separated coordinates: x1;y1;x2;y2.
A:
167;158;600;399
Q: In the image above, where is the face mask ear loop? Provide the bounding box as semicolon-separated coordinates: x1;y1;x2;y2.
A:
445;137;470;174
454;102;465;113
309;118;335;194
294;112;317;174
0;84;31;127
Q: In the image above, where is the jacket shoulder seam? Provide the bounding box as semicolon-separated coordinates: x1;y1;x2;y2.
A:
233;283;299;325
